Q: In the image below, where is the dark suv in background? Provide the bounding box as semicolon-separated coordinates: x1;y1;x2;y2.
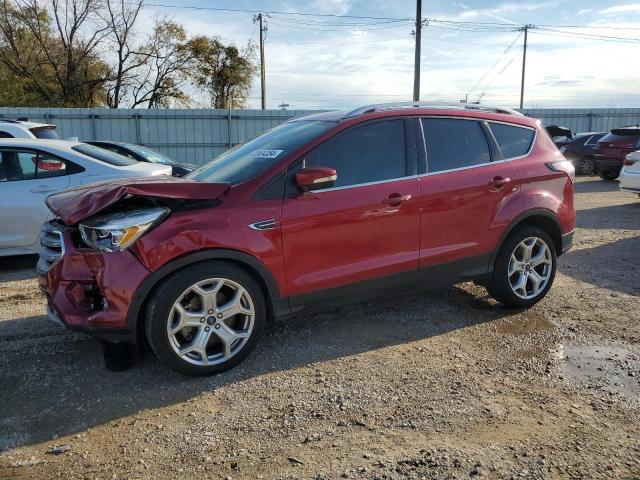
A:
560;132;606;175
594;126;640;180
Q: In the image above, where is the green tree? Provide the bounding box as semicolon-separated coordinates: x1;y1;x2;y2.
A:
187;36;256;109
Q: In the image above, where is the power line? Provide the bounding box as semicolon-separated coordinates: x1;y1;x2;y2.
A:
468;31;523;96
142;2;412;21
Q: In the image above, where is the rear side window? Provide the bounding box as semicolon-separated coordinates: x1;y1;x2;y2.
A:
72;143;137;166
421;118;490;173
0;150;67;181
30;127;60;140
489;123;535;159
304;119;408;188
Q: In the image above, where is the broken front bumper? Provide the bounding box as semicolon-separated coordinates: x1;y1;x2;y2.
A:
37;221;151;343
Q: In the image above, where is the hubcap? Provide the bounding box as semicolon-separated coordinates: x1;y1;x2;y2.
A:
581;157;594;175
166;278;255;366
508;237;552;300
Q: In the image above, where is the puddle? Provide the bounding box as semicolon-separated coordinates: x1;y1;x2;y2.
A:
560;344;640;401
495;315;556;335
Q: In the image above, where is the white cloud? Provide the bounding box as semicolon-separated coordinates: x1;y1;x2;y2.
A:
600;3;640;14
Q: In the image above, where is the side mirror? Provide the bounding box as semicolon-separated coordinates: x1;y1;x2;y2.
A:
296;167;337;192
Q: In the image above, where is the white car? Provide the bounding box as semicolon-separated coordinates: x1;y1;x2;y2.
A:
0;119;61;139
0;139;172;256
619;151;640;197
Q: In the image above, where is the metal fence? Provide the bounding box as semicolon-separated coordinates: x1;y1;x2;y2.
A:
1;106;639;165
0;107;318;165
522;108;640;135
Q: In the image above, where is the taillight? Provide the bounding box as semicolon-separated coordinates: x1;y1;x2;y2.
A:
546;159;575;182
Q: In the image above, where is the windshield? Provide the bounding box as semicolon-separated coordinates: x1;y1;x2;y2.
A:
187;120;334;184
72;143;137;166
124;144;176;165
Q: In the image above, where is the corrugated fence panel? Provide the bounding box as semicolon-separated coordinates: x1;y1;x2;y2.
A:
1;107;638;165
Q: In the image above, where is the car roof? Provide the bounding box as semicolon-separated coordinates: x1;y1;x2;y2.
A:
0;119;56;129
290;102;538;128
0;138;79;150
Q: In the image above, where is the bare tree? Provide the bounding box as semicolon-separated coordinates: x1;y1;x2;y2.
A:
131;19;192;108
0;0;111;106
101;0;149;107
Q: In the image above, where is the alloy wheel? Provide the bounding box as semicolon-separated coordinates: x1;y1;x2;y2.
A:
507;237;552;300
580;157;594;175
166;278;255;366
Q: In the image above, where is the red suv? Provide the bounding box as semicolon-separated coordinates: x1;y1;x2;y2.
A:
593;126;640;180
38;103;576;376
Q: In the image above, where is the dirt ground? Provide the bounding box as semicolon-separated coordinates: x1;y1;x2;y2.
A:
0;176;639;480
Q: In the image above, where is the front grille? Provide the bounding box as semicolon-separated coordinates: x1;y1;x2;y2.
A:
37;222;65;274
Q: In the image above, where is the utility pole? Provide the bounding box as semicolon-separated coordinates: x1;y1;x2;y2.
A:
413;0;422;102
519;24;532;110
255;13;267;110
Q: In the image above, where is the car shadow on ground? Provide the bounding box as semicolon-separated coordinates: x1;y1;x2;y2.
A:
0;255;38;282
561;235;640;297
576;203;640;230
574;178;620;194
0;284;520;451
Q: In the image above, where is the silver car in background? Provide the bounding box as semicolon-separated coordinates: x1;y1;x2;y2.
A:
0;139;172;256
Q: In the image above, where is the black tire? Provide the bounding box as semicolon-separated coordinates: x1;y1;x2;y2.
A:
578;156;594;175
488;226;557;308
599;171;617;180
145;261;266;376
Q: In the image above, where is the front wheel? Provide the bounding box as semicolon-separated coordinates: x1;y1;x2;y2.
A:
488;226;557;308
145;262;266;376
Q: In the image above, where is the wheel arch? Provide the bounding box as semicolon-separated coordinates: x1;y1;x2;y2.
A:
491;209;563;266
127;248;287;344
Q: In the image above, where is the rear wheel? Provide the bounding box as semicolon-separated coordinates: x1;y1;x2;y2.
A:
488;226;557;308
579;156;594;175
599;171;617;180
145;262;266;376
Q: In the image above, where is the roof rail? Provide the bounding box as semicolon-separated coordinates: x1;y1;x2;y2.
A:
343;101;524;118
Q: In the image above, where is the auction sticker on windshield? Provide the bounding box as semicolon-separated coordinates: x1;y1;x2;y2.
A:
249;149;284;159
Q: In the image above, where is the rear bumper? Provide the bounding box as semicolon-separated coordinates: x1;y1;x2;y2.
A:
561;230;574;254
592;157;623;174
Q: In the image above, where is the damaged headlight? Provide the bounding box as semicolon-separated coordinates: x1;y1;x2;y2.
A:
79;207;168;252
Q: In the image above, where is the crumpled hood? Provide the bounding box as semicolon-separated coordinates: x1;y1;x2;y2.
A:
46;176;230;225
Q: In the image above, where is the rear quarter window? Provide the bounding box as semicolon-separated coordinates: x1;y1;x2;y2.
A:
489;123;535;159
72;143;137;166
30;127;60;140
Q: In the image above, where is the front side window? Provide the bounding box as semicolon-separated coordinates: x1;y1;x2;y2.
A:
489;123;535;159
188;120;333;185
0;150;66;181
304;119;408;188
422;118;490;173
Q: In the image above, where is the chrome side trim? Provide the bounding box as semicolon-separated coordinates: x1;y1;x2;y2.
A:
248;219;279;230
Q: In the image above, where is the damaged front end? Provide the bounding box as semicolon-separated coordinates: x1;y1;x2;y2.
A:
37;176;230;343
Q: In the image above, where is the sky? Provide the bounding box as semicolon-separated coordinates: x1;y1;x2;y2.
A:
139;0;640;110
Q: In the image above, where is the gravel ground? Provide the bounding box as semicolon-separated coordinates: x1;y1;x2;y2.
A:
0;176;639;480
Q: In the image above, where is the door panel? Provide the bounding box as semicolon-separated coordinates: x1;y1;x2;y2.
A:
418;117;523;268
419;162;519;267
0;149;71;249
0;176;71;248
281;177;421;297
